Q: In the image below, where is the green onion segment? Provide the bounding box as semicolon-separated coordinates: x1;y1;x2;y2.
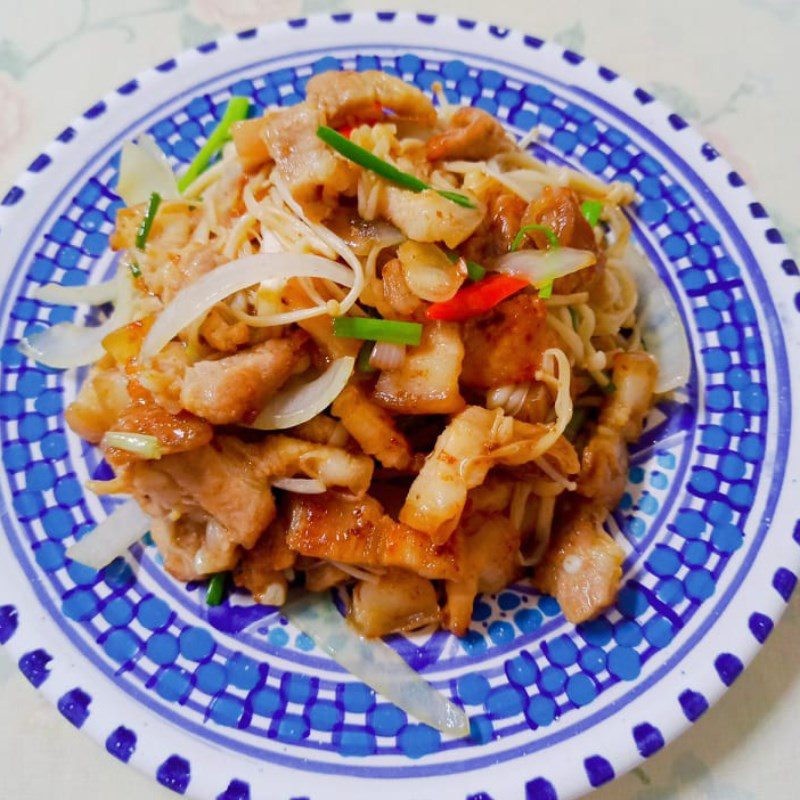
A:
317;125;475;209
206;573;227;606
135;192;162;249
510;224;560;252
333;316;423;346
356;340;376;372
177;96;250;192
581;199;603;226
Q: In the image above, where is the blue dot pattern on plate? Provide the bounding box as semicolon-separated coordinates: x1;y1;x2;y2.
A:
0;29;788;783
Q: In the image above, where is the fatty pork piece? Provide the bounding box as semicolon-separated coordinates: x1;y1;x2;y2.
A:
443;513;522;636
373;321;465;415
149;516;240;582
128;437;276;553
259;435;374;497
65;365;130;444
532;501;624;624
233;514;296;606
331;384;412;469
261;103;357;207
426;107;514;162
460;294;551;390
285;493;460;580
305;69;437;128
179;331;309;425
578;352;658;508
400;405;579;544
378;186;484;249
350;570;440;637
520;186;603;294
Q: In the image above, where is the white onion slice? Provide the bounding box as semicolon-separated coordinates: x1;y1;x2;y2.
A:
493;247;596;287
19;273;134;369
35;278;118;307
66;500;151;570
271;477;327;494
248;357;355;431
116;134;180;206
141;253;356;358
622;246;691;393
284;594;470;736
369;341;406;371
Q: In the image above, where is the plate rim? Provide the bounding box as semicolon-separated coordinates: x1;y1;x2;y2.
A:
0;11;797;800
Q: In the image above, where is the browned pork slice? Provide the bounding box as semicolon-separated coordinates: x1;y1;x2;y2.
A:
262;104;356;205
461;190;527;263
331;384;412;470
400;405;579;543
129;436;276;550
520;186;602;294
179;332;309;425
233;515;296;605
258;435;373;497
285;493;460;580
65;365;130;444
460;294;551;390
373;322;465;415
305;70;437;128
533;502;624;624
351;570;440;637
426;107;513;162
103;382;213;468
443;513;521;636
598;352;659;442
379;186;484;249
578;428;629;509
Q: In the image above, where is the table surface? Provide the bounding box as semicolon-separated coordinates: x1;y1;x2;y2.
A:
1;1;798;798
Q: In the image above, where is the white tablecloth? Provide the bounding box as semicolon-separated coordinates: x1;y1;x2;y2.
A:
1;1;797;797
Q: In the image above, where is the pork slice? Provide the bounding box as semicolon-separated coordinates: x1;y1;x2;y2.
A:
286;493;459;580
129;436;275;549
179;332;308;424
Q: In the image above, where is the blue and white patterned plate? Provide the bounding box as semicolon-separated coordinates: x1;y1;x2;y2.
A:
0;13;797;800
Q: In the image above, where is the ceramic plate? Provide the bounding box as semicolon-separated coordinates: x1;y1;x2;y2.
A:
0;12;797;800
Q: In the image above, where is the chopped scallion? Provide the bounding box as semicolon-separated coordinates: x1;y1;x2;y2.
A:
206;573;227;606
510;223;559;252
135;192;161;249
465;259;486;281
317;125;475;208
538;280;554;299
564;407;588;441
568;306;579;330
129;261;142;278
177;96;250;192
357;340;376;373
333;316;423;346
581;199;604;227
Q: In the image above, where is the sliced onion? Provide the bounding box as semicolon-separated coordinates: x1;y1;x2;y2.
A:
35;278;118;307
398;241;465;302
369;341;406;371
141;253;356;358
248;357;355;431
19;273;134;369
271;477;327;494
622;246;691;393
66;500;151;570
102;431;162;459
285;593;470;736
493;247;596;288
116;134;180;206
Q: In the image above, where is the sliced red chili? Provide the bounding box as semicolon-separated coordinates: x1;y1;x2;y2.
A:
425;273;529;322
